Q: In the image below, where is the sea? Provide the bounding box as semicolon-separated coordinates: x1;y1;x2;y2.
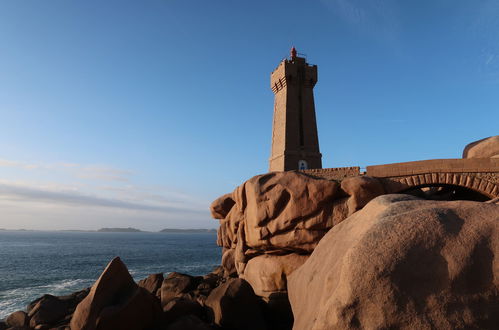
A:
0;230;221;319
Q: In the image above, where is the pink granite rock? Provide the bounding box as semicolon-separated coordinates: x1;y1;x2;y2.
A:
243;253;308;298
70;257;161;330
289;195;499;330
463;135;499;158
215;171;340;253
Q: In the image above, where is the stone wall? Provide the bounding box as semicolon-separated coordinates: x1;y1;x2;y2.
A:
366;158;499;178
299;159;499;197
300;167;360;181
360;159;499;198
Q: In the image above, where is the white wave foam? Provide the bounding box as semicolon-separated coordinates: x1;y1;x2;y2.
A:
0;278;93;319
37;279;90;292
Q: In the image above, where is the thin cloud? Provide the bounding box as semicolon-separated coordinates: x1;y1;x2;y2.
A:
97;186;208;209
0;159;211;229
0;159;43;170
319;0;400;42
0;158;132;182
0;182;206;215
75;166;133;182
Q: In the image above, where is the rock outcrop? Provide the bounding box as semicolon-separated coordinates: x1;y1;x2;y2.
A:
7;154;498;330
242;253;308;330
205;278;267;330
212;171;344;283
163;297;205;324
5;311;29;328
463;135;499;158
221;248;237;277
212;171;340;254
70;257;162;330
288;194;499;330
165;314;212;330
138;272;164;297
22;288;89;329
242;253;308;299
340;176;385;215
210;171;412;329
210;193;235;219
160;272;201;306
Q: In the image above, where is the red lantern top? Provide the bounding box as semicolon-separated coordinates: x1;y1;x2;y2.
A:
290;46;297;60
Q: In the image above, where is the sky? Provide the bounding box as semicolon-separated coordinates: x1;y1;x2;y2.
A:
0;0;498;230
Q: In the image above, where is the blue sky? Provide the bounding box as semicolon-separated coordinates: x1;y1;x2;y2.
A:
0;0;498;230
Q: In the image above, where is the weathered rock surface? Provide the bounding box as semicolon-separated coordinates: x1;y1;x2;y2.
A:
138;272;164;297
26;289;88;329
243;253;308;298
210;193;235;219
261;292;294;330
160;272;201;306
463;135;499;158
5;311;29;328
221;248;237;277
487;196;499;204
242;253;308;330
70;257;161;330
240;171;339;252
195;271;223;298
216;171;340;256
341;176;385;215
163;297;205;323
205;278;267;330
165;315;212;330
289;194;499;330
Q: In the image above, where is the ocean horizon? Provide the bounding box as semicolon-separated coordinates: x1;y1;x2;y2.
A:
0;230;221;319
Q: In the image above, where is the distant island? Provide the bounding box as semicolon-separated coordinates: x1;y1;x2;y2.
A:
97;227;142;232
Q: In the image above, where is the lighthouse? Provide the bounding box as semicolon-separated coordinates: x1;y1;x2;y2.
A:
269;47;322;171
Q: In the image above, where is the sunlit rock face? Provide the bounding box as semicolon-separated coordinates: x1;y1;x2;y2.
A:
288;195;499;330
212;168;499;330
463;135;499;158
212;171;340;255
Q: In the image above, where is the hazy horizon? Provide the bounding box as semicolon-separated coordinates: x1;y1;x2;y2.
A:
0;227;217;231
1;0;498;230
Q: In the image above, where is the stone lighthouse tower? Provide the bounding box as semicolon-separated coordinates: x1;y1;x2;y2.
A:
269;47;322;171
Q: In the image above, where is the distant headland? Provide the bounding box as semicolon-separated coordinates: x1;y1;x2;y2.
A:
97;227;142;232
